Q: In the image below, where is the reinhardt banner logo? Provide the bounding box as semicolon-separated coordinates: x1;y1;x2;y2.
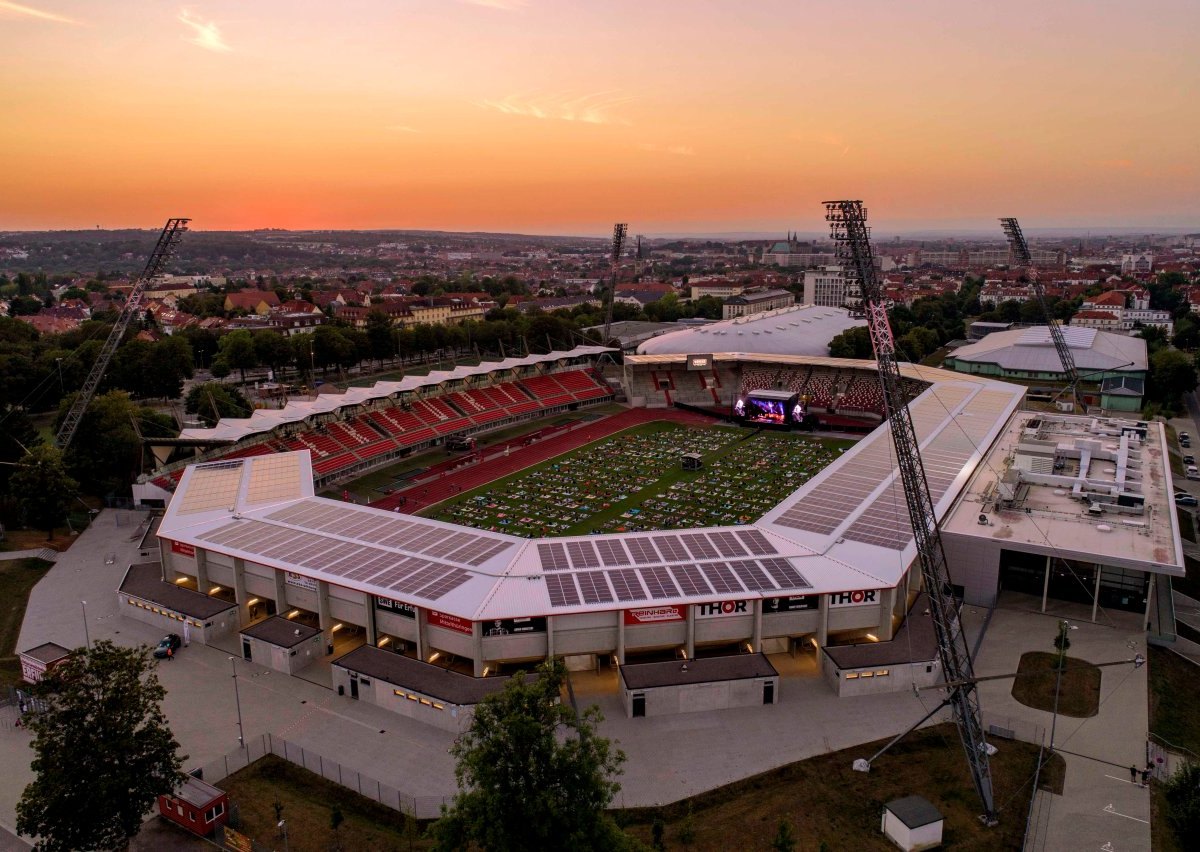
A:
623;606;684;625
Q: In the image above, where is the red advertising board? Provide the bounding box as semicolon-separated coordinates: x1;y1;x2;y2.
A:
427;610;473;635
169;540;196;558
623;605;685;625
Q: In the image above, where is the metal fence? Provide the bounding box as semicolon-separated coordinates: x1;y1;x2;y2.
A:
196;732;453;819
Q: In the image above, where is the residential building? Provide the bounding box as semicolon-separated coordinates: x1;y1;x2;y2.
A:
802;267;846;308
722;288;795;319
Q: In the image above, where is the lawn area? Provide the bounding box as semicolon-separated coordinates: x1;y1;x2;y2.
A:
619;722;1055;851
1010;652;1101;718
219;755;428;852
220;724;1051;852
0;557;53;688
1148;645;1200;758
1178;508;1196;543
425;423;849;536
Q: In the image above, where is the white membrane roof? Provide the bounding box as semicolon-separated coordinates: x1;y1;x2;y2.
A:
159;365;1029;620
179;346;614;443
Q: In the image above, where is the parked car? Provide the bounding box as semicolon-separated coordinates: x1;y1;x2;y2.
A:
153;634;182;658
1175;493;1198;507
1189;466;1200;481
1184;455;1196;465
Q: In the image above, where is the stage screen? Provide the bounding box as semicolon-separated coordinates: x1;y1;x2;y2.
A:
734;390;802;427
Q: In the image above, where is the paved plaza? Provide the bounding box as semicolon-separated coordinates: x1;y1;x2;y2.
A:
0;510;1160;849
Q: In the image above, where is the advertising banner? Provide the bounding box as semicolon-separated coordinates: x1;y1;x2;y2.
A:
376;597;417;619
828;589;880;608
169;540;196;558
623;606;685;625
694;600;752;619
285;572;318;592
428;610;473;635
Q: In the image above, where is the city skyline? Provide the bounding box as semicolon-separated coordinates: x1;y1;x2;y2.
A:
2;0;1197;233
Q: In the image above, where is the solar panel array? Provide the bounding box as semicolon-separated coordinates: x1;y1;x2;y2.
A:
263;499;513;566
843;388;1016;549
197;518;475;603
536;529;776;573
536;557;812;609
773;386;974;537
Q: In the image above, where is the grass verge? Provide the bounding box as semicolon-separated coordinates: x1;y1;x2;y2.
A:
219;755;429;852
1148;645;1200;758
618;722;1053;851
0;558;53;688
222;722;1052;852
1178;508;1197;543
1010;652;1101;718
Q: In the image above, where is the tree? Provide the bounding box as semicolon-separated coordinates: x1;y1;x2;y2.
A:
365;311;397;367
432;659;628;852
828;326;873;360
8;445;77;539
254;331;294;381
1147;348;1198;411
770;818;797;852
217;330;258;382
1165;761;1200;844
185;382;253;427
58;390;174;497
16;640;185;852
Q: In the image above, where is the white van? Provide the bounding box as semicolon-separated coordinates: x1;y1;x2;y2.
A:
1187;465;1200;481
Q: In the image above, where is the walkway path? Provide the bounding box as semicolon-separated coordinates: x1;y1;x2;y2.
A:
965;595;1151;852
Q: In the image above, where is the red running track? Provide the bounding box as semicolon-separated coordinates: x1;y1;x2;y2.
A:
368;406;719;515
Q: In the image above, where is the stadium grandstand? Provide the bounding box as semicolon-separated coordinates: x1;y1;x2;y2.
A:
634;304;864;358
137;347;616;501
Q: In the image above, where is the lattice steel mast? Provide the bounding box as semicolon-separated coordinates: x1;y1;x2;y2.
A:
825;200;997;824
1000;217;1081;411
55;218;190;450
602;223;628;346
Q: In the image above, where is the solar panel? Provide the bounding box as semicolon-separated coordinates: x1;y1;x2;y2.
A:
595;539;630;566
607;568;645;602
545;574;582;608
729;559;774;592
453;539;512;566
758;557;811;590
680;532;719;560
709;531;749;557
405;527;453;553
538;542;570;572
701;562;744;595
340;552;398;582
670;564;713;596
625;538;660;564
299;541;360;570
341;516;385;538
422;531;477;558
576;571;614;604
652;534;689;562
566;541;600;569
736;529;776;555
418;568;472;601
354;518;413;543
387;562;446;593
639;566;680;600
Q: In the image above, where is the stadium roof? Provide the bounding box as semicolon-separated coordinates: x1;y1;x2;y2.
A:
635;304;865;357
947;326;1147;375
178;346;613;443
158;369;1029;621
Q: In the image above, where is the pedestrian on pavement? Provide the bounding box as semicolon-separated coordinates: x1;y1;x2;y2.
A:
1141;768;1151;787
166;646;174;661
1130;765;1138;783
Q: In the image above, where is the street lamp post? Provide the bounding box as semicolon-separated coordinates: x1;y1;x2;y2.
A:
229;656;245;749
80;600;91;650
1049;620;1077;753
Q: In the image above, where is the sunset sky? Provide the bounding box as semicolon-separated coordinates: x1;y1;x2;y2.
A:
1;0;1197;234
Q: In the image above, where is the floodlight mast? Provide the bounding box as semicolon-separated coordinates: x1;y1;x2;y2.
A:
602;223;628;346
55;218;190;450
999;217;1082;412
824;200;997;825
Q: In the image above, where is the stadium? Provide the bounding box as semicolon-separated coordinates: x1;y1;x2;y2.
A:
133;335;1183;727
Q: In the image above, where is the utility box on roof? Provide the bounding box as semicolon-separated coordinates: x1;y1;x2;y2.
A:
881;795;943;851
